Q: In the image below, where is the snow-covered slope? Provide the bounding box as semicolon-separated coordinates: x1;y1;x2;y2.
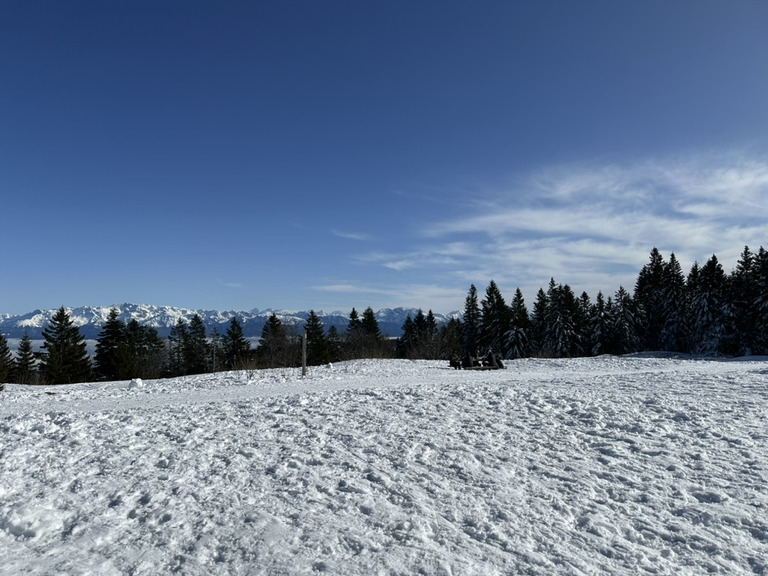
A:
1;356;766;575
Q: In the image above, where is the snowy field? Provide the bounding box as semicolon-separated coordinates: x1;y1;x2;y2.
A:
1;356;767;576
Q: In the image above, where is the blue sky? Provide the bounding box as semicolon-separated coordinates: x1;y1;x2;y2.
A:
2;1;767;316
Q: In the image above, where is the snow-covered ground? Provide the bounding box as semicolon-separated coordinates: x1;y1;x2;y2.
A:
1;356;767;575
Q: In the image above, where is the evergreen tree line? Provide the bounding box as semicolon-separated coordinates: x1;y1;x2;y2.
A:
400;245;767;362
0;306;393;385
255;307;393;370
2;245;766;384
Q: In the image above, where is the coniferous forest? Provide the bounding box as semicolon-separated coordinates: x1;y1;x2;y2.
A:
1;246;766;385
400;246;768;362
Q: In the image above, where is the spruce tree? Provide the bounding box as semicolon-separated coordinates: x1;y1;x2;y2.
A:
326;325;343;362
575;292;592;356
0;332;13;384
396;309;438;359
609;286;641;355
305;310;332;365
346;307;362;334
413;310;429;358
14;333;37;384
223;317;251;370
258;314;289;368
480;280;510;355
754;247;768;354
590;291;612;356
95;308;126;380
130;321;165;379
660;253;688;352
414;310;428;356
634;247;666;351
116;320;141;379
504;288;531;359
424;310;439;358
40;306;92;384
687;255;729;355
345;308;364;359
360;307;385;358
361;307;383;339
396;314;416;359
185;314;210;374
168;319;189;376
729;246;758;355
461;284;482;356
530;287;549;357
543;280;579;357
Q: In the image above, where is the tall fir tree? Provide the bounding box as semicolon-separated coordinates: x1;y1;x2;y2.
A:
608;286;641;355
396;314;416;359
326;325;343;362
530;287;549;356
345;307;364;359
660;253;688;352
346;307;362;334
728;246;758;355
424;310;439;359
305;310;332;365
461;284;482;356
258;313;290;368
754;247;768;354
504;288;531;359
95;308;127;380
634;247;666;350
126;320;165;379
168;319;189;376
39;307;92;384
185;314;210;374
0;332;13;384
118;320;142;379
396;309;438;359
223;317;251;369
480;280;510;355
360;307;382;339
590;291;612;356
413;310;428;357
360;307;387;358
543;280;580;357
575;291;593;355
687;255;729;355
14;332;37;384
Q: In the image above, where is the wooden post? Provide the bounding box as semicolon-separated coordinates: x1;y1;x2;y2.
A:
301;329;307;377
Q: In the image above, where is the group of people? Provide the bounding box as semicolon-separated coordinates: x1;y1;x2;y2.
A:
449;349;505;370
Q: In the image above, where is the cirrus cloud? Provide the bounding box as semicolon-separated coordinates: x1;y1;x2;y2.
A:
374;150;768;305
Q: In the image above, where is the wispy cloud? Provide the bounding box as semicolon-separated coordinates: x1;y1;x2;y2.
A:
367;150;768;304
313;282;465;313
331;229;370;241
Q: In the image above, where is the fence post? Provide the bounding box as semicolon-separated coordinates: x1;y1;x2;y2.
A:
302;330;307;377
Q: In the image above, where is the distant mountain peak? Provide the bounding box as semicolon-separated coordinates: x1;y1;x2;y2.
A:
0;303;458;341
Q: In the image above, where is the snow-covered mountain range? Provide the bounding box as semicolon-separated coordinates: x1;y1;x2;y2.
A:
0;304;456;341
